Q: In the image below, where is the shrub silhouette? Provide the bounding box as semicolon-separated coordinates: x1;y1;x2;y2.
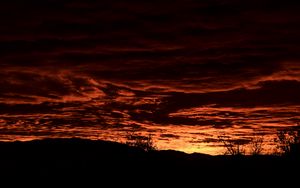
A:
125;130;157;152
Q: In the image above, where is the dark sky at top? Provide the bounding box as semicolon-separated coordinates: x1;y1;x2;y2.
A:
0;0;299;154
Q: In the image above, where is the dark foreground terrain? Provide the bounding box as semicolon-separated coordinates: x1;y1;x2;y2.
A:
0;138;299;184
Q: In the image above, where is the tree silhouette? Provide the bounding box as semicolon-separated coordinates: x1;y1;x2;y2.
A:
274;128;300;156
218;135;246;155
249;135;264;155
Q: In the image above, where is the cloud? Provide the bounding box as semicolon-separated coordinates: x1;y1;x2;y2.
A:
160;79;300;111
1;0;299;98
0;70;106;104
160;134;180;139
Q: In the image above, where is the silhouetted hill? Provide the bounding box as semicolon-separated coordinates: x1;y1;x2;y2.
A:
0;138;299;184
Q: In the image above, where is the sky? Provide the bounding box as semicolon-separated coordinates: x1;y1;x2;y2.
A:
0;0;300;155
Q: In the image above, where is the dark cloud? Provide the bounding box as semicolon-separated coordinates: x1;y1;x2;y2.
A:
155;80;300;113
160;134;180;139
0;102;59;114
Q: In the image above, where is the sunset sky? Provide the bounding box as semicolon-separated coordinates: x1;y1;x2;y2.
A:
1;0;299;155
